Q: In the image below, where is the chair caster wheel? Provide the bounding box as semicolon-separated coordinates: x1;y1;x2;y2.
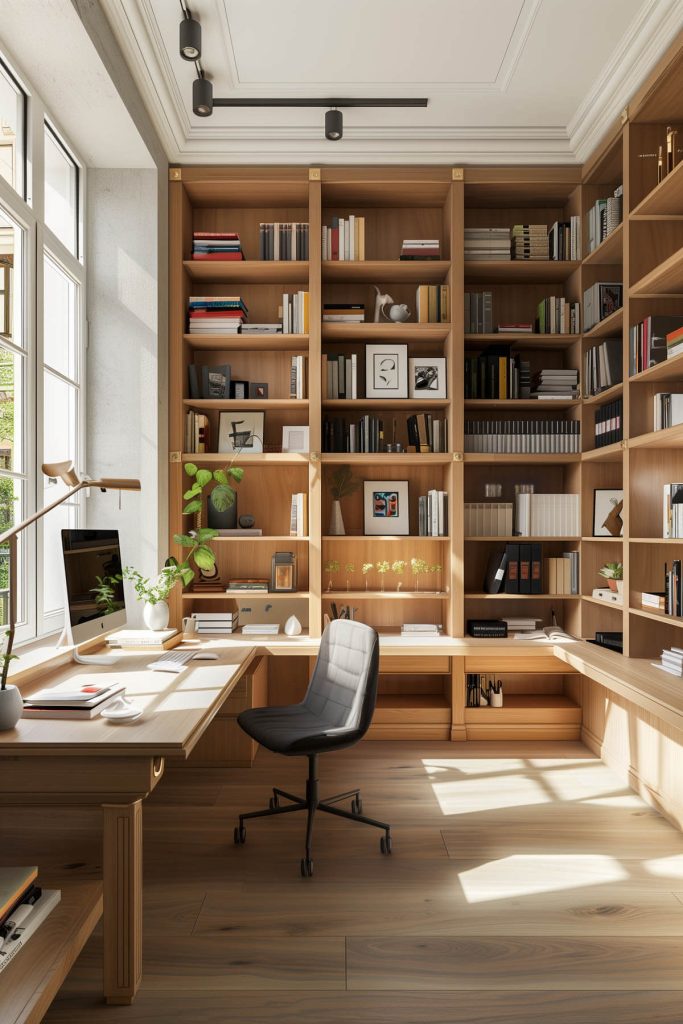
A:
300;857;313;877
380;833;392;855
351;796;363;815
234;825;246;845
269;795;279;810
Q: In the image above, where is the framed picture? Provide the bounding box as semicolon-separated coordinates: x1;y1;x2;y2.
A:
593;488;624;536
282;425;309;453
248;382;268;399
230;380;249;400
363;480;409;536
271;552;297;592
365;344;408;400
409;357;447;399
218;411;264;453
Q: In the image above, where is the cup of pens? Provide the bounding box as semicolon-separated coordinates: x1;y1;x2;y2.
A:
490;680;503;707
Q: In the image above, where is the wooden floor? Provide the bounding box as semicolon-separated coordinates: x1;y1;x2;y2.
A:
21;740;683;1022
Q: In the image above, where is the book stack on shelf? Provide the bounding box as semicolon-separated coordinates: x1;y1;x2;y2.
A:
417;489;448;536
464;349;531;399
515;491;580;536
595;396;623;447
629;315;683;375
548;217;581;260
653;393;683;431
408;413;448;453
184;411;210;453
583;282;622;332
464;291;493;333
503;617;541;634
497;321;534;335
666;325;683;360
511;224;548;260
241;322;282;335
586;187;622;253
416;284;449;323
654;644;683;676
322;353;358;399
107;628;180;651
191;231;243;261
322;216;365;260
401;623;443;638
323;303;364;324
0;867;60;975
484;544;544;595
531;367;579;400
259;222;309;260
289;492;308;537
464;227;510;261
663;483;683;537
464;501;514;537
464;420;580;454
188;296;248;335
546;552;580;595
191;612;239;635
584;338;621;397
226;578;269;594
536;295;581;334
188;362;230;400
652;560;682;618
281;291;309;334
289;355;307;399
400;238;440;260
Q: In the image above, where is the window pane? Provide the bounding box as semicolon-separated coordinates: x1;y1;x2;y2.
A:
0;347;23;473
44;254;77;379
0;61;24;196
43;372;77;497
42;500;76;619
0;476;23;630
0;207;23;347
44;125;77;255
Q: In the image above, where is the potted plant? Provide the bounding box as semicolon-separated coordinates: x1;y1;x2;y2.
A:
411;557;429;592
0;629;21;731
328;465;360;536
182;461;244;530
125;530;218;629
599;561;623;594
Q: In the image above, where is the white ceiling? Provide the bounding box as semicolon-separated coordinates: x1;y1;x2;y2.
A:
101;0;683;164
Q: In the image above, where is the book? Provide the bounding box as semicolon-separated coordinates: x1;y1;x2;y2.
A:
483;549;508;594
260;222;309;261
0;889;61;975
241;624;280;635
0;867;38;924
322;217;366;261
630;316;683;375
467;619;508;638
107;629;180;650
464;420;581;455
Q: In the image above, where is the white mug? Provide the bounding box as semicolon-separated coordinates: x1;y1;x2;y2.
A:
182;615;198;635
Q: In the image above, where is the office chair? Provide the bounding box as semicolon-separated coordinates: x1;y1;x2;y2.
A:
233;619;392;877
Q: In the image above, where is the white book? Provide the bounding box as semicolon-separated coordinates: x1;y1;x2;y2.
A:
0;890;61;974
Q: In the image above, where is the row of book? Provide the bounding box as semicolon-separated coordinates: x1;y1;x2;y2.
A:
464;420;581;455
322;353;358;399
532;368;579;399
185;411;210;453
464;227;510;261
663;483;683;538
401;238;440;260
536;296;581;335
323;303;364;323
629;315;683;376
658;559;683;616
416;284;450;323
586;187;622;253
464;291;493;334
322;414;448;453
417;489;448;536
259;222;309;261
655;645;683;677
546;553;580;595
464;351;531;400
191;231;243;261
584;337;622;397
289;492;308;538
188;295;248;335
464;220;580;261
548;217;581;261
583;282;622;332
190;612;239;635
289;355;307;399
515;491;580;537
594;397;623;448
281;291;309;334
0;867;60;975
464;501;514;537
322;216;366;260
484;545;579;595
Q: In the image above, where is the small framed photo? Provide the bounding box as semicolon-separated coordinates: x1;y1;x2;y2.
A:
271;551;297;592
363;480;409;536
409;357;447;399
365;344;408;400
248;382;268;399
218;411;264;453
282;425;309;453
230;380;249;400
593;488;623;536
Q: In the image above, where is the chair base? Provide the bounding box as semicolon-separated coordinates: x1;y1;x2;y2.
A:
233;753;392;876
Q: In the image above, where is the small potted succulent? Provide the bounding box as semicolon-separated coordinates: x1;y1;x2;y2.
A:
599;561;623;595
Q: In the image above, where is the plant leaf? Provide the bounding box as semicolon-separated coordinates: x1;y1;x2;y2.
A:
195;527;218;542
185;463;198;477
196;469;213;487
180;567;194;586
182;499;202;515
213;469;228;485
210;484;235;512
183;488;199;500
227;466;244;482
194;546;216;570
173;533;196;547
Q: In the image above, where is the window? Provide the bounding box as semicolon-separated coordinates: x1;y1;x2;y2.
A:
44;123;78;256
0;58;25;198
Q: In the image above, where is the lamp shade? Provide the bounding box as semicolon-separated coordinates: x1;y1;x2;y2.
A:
193;77;213;117
180;16;201;60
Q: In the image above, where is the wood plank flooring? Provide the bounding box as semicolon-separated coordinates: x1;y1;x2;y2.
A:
28;740;683;1021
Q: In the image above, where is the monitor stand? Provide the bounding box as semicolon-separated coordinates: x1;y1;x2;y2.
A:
57;625;121;666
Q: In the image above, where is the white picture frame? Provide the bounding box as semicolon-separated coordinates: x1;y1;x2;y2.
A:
363;480;410;536
409;357;447;399
282;425;309;453
218;411;264;453
365;344;408;400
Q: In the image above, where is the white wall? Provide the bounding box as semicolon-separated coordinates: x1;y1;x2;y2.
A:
86;168;164;624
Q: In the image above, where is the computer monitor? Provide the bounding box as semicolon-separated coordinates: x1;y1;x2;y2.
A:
60;529;127;645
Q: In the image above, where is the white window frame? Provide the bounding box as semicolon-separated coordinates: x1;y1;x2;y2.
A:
0;48;86;645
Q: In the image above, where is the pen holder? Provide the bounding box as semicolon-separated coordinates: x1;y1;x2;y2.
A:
490;691;503;708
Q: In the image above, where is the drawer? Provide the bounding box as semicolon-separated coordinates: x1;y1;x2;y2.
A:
379;655;450;675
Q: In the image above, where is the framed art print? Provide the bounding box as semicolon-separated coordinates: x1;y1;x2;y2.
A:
593;488;623;536
282;425;310;453
409;357;447;399
218;411;264;453
365;344;408;400
248;382;268;399
363;480;409;536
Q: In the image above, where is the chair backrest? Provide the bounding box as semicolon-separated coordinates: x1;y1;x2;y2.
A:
303;620;379;736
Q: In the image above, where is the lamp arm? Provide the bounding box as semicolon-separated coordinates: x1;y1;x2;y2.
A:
0;481;88;547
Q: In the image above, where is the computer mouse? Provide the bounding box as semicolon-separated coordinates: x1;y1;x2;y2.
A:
193;652;219;661
100;699;143;721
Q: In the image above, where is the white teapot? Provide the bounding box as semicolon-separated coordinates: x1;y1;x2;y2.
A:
385;303;410;322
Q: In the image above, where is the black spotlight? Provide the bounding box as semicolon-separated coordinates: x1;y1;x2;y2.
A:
325;108;343;141
180;15;201;60
193;76;213;116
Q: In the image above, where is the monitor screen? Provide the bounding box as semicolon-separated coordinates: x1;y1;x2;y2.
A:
61;529;127;643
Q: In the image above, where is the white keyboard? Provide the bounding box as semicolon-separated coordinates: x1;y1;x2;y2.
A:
148;649;197;673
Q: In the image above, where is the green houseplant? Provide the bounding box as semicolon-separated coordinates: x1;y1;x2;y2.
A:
599;561;623;595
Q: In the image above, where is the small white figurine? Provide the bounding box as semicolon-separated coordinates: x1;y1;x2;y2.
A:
373;285;410;324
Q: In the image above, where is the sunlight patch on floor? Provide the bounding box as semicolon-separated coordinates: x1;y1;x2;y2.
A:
457;854;628;903
643;855;683;880
431;775;550;815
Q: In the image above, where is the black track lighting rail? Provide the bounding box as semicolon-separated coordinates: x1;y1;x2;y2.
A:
210;98;429;108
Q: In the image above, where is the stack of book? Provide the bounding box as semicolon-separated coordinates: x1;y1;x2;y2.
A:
416;284;449;323
511;224;548;260
22;681;126;719
0;867;60;975
407;413;448;453
241;323;282;335
464;420;580;454
322;353;358;399
188;362;231;400
655;645;683;676
595;396;623;447
531;368;579;399
546;553;580;594
242;623;280;635
629;315;683;375
467;619;507;637
188;296;248;335
322;216;365;260
464;291;493;333
417;489;448;536
464;227;510;261
503;617;541;633
401;623;443;638
281;291;309;334
515;492;580;535
191;231;243;261
536;296;581;334
548;217;581;260
289;492;308;537
663;483;683;538
107;628;180;651
400;238;440;260
192;612;239;635
667;325;683;360
226;578;269;593
323;303;364;324
464;350;531;399
497;322;533;334
259;222;309;260
464;501;514;537
584;338;621;397
587;187;622;253
184;411;210;453
289;355;307;399
583;282;622;332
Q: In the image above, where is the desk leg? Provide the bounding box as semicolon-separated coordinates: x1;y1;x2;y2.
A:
102;800;143;1005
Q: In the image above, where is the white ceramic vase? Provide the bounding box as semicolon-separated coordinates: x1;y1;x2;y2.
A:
143;600;170;631
284;614;302;637
329;500;345;536
0;684;23;730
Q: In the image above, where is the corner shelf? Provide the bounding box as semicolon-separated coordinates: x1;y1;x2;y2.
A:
631;160;683;217
629;350;683;384
184;333;309;352
630;246;683;297
584;307;623;339
581;442;624;462
582;224;623;266
628;423;683;449
582;382;623;405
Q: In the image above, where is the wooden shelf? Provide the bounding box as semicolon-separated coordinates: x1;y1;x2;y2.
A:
582;224;623;266
628;423;683;449
322;260;450;283
630;536;683;543
184;259;310;283
584;307;623;339
322;323;450;342
581;441;624;462
213;535;309;542
464;398;580;411
464;453;580;464
630;246;683;297
181;452;309;465
183;591;310;601
582;535;623;542
629;605;683;626
465;536;580;542
184;333;308;351
324;590;448;600
582;594;624;609
583;382;624;405
465;593;579;600
320;452;451;465
465;694;580;719
629;349;683;384
631;160;683;217
183;398;309;410
464;333;581;349
464;260;580;284
322;398;450;411
323;534;449;542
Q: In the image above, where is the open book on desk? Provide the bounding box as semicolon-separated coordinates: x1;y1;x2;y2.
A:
513;626;575;643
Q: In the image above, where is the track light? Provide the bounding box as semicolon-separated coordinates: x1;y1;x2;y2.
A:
180;13;201;60
193;76;213;117
325;109;343;142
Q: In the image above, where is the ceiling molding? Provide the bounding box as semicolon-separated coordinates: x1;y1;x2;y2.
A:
496;0;543;91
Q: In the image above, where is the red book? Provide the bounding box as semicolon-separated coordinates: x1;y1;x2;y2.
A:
331;226;339;261
193;232;240;239
192;252;245;261
189;310;245;318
